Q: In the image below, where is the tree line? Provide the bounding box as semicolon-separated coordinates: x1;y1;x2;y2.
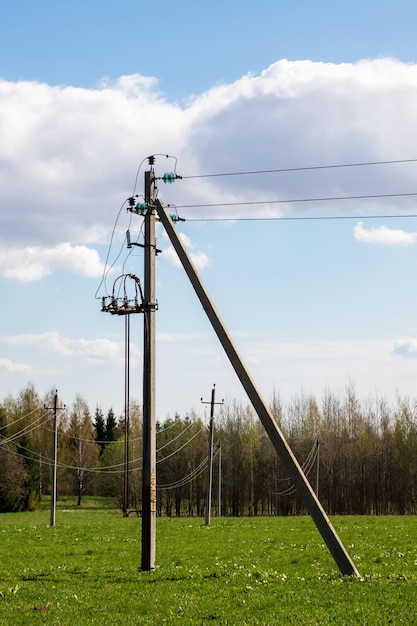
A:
1;383;417;516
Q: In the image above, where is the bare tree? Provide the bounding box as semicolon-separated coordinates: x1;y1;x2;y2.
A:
66;396;100;505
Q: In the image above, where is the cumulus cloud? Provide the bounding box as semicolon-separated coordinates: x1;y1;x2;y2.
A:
1;331;137;366
2;58;417;283
393;339;417;359
160;232;210;269
0;357;32;374
353;221;417;245
0;242;108;281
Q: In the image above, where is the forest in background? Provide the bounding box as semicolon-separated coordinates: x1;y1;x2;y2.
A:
1;382;417;516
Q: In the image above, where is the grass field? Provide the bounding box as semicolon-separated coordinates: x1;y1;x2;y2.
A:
0;499;416;625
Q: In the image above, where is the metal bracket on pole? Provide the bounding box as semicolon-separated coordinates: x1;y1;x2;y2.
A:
155;197;359;577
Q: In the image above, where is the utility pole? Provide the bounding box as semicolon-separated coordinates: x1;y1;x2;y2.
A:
201;385;223;526
142;160;157;570
45;390;64;527
50;391;58;527
315;437;320;497
155;197;359;577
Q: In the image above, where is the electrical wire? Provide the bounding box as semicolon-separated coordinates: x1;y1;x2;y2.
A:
267;442;319;496
157;418;192;434
157;443;220;490
0;405;45;432
156;427;205;464
131;156;150;197
156;420;194;454
0;410;53;446
181;158;417;180
157;457;207;490
4;439;143;474
2;411;204;473
94;198;130;300
173;191;417;211
185;212;417;223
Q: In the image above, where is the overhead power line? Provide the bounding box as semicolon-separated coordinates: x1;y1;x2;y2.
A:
0;405;47;433
174;191;417;211
181;158;417;180
186;212;417;223
156;427;205;465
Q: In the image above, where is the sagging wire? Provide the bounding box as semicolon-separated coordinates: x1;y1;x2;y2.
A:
131;156;150;197
267;441;319;496
156;427;205;465
4;440;143;474
97;154;183;302
155;420;195;454
0;410;53;446
6;421;205;474
131;153;179;196
157;442;220;490
0;405;46;433
94;198;131;300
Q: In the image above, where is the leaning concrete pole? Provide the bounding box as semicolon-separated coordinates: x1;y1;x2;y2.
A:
155;198;359;577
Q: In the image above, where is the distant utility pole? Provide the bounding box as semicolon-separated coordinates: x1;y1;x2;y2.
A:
45;390;64;527
141;161;157;570
201;385;223;526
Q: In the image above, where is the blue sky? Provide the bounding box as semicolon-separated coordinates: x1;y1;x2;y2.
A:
2;0;417;418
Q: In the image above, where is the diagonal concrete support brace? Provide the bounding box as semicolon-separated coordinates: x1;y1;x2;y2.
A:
156;198;359;577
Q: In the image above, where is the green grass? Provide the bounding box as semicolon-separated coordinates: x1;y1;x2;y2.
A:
1;500;417;624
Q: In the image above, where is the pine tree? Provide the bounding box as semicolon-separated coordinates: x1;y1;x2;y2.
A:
105;408;118;444
94;406;106;456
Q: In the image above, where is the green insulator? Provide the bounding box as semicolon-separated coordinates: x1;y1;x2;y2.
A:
162;172;176;184
135;203;148;215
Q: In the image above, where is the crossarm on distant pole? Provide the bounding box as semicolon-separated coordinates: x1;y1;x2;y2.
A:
155;198;359;577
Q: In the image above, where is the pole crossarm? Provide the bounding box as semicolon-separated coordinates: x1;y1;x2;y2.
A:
155;197;359;577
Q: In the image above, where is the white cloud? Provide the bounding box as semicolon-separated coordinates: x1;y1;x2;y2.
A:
354;221;417;245
0;357;32;374
0;243;108;281
160;231;210;269
393;338;417;359
1;331;137;366
2;58;417;255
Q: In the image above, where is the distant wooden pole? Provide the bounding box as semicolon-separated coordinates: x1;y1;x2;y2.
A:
204;386;215;526
50;391;58;527
202;385;223;526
